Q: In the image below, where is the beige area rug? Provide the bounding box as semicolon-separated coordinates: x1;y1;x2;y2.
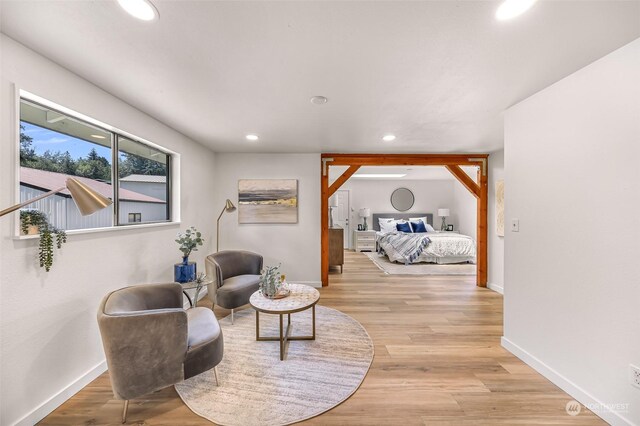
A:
364;252;476;275
175;306;374;426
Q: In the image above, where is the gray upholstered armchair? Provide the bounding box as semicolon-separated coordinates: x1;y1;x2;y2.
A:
97;283;223;423
205;250;263;324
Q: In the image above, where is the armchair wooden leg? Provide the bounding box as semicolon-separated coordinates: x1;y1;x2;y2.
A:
214;366;220;386
121;400;129;424
231;309;234;325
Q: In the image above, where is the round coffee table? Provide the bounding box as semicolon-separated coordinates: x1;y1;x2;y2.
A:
249;283;320;361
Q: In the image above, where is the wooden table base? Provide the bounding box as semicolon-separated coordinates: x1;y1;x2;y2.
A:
255;305;316;360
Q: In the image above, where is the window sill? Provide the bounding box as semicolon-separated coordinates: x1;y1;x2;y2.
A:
13;221;181;240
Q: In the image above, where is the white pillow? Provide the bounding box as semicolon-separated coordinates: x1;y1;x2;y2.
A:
378;218;397;233
410;217;435;232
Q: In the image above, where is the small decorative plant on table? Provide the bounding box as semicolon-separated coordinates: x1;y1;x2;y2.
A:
260;265;290;299
174;226;204;283
20;210;67;272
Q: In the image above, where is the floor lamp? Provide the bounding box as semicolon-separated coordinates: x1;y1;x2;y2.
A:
216;199;236;252
0;177;113;219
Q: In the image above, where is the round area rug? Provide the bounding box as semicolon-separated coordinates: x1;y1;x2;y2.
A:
175;305;374;426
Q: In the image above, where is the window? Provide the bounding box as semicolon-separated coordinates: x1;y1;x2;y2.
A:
19;96;172;231
128;213;142;223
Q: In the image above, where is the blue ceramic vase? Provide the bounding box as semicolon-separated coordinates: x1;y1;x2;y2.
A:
174;256;196;283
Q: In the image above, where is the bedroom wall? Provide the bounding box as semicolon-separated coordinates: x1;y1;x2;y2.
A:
451;175;477;239
213;153;321;285
0;35;218;425
339;179;456;245
487;149;504;293
503;38;640;425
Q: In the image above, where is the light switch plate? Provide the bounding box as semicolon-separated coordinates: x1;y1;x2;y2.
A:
511;219;519;232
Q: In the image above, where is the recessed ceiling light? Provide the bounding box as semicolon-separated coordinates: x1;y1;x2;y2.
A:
246;134;259;141
382;134;396;142
117;0;159;21
90;134;106;139
353;173;407;178
310;96;328;105
495;0;537;21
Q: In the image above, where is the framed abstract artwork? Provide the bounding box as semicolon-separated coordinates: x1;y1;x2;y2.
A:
238;179;298;224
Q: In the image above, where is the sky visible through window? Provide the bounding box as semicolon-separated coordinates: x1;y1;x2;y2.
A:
21;121;112;161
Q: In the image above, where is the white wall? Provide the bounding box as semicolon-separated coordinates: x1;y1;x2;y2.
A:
487;149;504;293
214;153;321;284
503;39;640;425
0;35;217;426
451;176;477;240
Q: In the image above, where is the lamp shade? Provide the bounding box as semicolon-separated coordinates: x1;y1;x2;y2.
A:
437;208;450;217
359;208;371;218
224;199;236;212
66;178;113;216
329;195;339;208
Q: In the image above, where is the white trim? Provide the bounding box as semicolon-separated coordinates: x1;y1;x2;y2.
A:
12;360;107;426
501;337;635;426
487;282;503;294
13;220;181;240
296;281;323;288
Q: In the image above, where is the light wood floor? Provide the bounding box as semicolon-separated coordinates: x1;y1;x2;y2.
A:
40;251;604;425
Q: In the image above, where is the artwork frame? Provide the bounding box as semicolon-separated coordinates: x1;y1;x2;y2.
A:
446;224;454;231
238;179;298;224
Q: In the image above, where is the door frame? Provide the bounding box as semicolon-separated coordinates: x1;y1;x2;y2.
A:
321;153;489;287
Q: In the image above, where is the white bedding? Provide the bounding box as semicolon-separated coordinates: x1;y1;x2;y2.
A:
376;231;476;264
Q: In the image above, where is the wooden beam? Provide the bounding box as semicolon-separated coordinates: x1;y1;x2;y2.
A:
321;160;330;287
445;165;480;199
328;165;360;197
476;165;488;287
322;153;488;167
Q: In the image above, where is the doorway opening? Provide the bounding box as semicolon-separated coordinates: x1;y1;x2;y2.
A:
321;154;488;287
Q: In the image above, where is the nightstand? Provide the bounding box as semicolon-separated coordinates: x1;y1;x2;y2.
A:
354;230;376;252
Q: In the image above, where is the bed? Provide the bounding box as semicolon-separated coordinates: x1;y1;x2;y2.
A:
372;213;476;265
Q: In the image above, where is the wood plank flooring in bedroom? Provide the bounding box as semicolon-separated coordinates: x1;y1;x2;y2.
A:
40;251;604;425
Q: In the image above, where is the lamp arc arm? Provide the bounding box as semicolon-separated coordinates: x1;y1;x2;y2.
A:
0;186;65;218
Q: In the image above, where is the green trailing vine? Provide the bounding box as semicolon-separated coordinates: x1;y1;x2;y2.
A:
20;210;67;272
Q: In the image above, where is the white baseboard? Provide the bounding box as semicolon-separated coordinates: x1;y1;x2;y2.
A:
501;337;634;426
487;282;504;294
13;360;107;426
296;281;323;288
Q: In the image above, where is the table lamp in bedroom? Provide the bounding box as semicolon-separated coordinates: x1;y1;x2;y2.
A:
359;208;371;231
438;208;450;231
329;196;339;228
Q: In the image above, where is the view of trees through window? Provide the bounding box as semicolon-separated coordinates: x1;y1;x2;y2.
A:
19;98;171;231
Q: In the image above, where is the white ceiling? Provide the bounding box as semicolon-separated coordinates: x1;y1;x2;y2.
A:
1;1;638;154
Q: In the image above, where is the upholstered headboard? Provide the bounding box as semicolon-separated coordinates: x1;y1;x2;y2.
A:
371;213;433;231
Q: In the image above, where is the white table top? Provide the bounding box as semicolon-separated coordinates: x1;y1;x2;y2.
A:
249;283;320;314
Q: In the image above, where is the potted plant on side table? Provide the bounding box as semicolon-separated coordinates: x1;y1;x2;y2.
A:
174;226;204;283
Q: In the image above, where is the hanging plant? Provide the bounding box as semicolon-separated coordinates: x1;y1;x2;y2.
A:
20;210;67;272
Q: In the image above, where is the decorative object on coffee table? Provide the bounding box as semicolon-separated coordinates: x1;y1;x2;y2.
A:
174;226;204;283
250;283;320;361
259;264;290;299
